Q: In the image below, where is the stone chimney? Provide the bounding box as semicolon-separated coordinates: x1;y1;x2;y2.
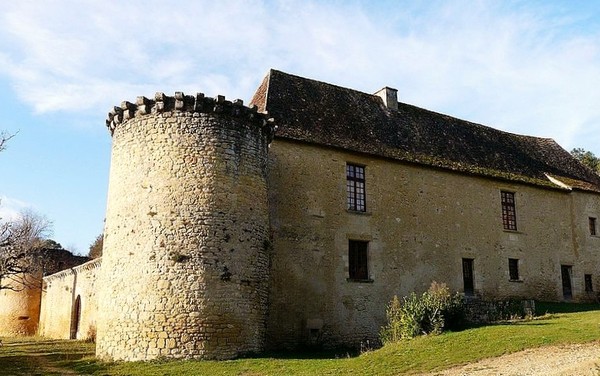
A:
374;86;398;111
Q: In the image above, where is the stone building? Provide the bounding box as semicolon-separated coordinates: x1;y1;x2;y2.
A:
31;69;600;360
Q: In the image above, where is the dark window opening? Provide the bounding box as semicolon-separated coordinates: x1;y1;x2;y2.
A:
585;274;593;292
349;240;369;280
462;258;474;295
501;191;517;231
347;164;366;212
589;217;597;236
509;258;519;280
561;265;573;300
70;295;81;340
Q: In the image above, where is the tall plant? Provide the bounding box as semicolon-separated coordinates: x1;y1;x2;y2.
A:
380;282;464;344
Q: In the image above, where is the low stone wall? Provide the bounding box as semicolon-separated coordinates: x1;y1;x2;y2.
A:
464;297;536;323
39;258;101;340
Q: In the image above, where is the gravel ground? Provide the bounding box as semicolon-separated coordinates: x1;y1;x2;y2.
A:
421;342;600;376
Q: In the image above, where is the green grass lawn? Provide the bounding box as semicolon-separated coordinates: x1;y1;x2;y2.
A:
2;307;600;375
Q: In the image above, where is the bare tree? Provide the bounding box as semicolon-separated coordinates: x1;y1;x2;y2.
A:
0;209;53;291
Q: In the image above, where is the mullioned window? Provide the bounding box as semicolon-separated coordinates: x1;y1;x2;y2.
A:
346;164;366;212
501;191;517;231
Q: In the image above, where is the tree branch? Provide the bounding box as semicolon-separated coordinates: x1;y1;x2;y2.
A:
0;131;16;153
0;209;52;290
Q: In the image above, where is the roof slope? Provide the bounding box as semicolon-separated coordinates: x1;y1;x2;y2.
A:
251;69;600;192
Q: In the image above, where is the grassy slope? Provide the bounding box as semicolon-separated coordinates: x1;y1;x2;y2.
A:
2;308;599;375
0;337;95;375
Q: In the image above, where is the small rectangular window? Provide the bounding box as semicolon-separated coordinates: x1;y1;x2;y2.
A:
561;265;573;300
462;258;474;295
589;217;597;236
347;164;366;212
585;274;593;292
501;191;517;231
508;258;519;280
348;240;369;280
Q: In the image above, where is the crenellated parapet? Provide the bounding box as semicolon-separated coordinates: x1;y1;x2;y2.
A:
106;92;275;138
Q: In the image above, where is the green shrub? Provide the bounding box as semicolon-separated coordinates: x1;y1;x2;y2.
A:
380;282;464;344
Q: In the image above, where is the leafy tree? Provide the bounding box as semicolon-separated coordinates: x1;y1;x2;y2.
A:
88;233;103;259
0;209;53;291
41;239;63;250
571;148;600;174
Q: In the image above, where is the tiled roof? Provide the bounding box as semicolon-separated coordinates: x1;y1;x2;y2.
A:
251;69;600;193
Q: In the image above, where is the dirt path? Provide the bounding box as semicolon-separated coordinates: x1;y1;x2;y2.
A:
422;342;600;376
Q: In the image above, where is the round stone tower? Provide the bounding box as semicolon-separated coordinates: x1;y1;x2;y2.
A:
0;274;42;336
97;92;274;361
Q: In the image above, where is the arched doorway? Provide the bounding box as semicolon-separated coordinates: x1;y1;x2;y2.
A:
70;295;81;339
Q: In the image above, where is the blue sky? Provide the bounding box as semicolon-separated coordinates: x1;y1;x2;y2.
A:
1;0;600;254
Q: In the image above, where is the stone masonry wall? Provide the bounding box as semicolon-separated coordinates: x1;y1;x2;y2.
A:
39;258;101;340
73;259;101;340
0;250;87;337
38;270;73;338
0;274;41;336
266;139;600;350
97;92;273;361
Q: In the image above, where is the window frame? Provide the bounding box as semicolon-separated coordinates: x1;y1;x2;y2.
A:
501;191;518;231
508;258;520;281
346;163;366;212
348;239;370;282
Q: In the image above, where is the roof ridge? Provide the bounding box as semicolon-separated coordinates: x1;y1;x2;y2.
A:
259;70;600;193
270;69;555;143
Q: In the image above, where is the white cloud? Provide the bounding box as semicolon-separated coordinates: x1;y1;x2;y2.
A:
0;195;33;222
0;0;599;150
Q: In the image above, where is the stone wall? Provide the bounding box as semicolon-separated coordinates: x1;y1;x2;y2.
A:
0;249;88;337
0;274;42;336
97;92;274;361
569;191;600;301
463;298;536;323
265;139;600;350
39;258;101;340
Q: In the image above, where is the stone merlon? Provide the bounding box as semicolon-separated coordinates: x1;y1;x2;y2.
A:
106;91;275;138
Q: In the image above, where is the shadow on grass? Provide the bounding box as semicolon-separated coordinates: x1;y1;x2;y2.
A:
250;346;363;360
0;353;104;376
0;338;105;376
0;355;40;376
535;301;600;315
63;357;108;375
489;320;552;327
